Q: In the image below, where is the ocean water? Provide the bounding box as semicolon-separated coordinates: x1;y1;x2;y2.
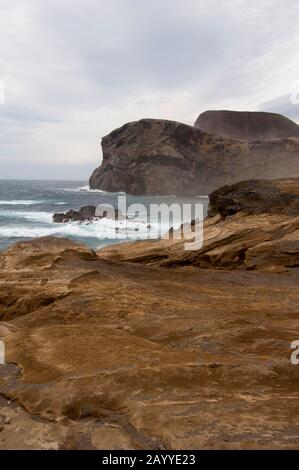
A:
0;180;209;252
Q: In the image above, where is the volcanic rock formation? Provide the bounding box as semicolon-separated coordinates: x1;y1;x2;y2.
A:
195;110;299;141
89;118;299;196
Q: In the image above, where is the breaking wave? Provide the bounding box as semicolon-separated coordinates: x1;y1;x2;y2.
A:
58;186;108;193
0;200;66;206
0;200;47;205
0;210;53;223
0;217;169;242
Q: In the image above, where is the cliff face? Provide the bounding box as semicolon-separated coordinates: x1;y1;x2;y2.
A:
89;118;299;196
195;110;299;141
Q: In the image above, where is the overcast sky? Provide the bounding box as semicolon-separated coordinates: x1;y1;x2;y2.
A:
0;0;299;180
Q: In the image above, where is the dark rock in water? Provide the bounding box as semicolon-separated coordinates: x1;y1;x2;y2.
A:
195;110;299;141
78;205;97;220
53;205;124;223
89;118;299;196
53;206;96;223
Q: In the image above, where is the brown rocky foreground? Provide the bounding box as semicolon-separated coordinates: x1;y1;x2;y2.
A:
0;178;299;449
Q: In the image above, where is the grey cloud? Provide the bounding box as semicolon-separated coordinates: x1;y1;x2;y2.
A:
0;106;61;124
260;94;299;123
0;0;299;178
0;160;94;180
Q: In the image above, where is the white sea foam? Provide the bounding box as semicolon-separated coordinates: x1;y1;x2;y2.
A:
81;188;108;193
58;186;108;194
0;200;66;206
0;200;46;205
0;217;169;241
0;210;53;223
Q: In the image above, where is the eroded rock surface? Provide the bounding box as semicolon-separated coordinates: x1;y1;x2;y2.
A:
208;178;299;218
0;182;298;449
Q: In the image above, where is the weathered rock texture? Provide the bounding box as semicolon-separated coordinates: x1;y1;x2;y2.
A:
0;178;299;449
89;118;299;196
195;110;299;141
208;178;299;218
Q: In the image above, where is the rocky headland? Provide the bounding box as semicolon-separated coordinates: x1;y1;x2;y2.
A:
0;178;298;449
89;113;299;196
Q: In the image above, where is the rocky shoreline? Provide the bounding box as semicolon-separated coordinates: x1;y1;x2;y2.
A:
0;177;298;449
98;178;299;271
